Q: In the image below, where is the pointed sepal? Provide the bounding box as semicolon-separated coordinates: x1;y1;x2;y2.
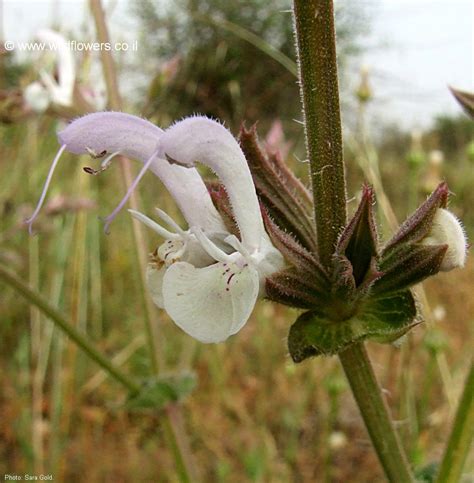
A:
336;184;379;286
449;86;474;119
206;181;240;237
374;243;448;295
262;208;328;285
239;124;317;251
382;182;448;259
265;267;329;309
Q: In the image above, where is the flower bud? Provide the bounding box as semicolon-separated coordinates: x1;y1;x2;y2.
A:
355;65;372;104
421;208;467;271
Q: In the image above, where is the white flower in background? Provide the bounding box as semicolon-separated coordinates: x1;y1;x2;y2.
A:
24;29;106;112
24;81;50;113
36;29;76;107
24;29;75;111
27;112;284;343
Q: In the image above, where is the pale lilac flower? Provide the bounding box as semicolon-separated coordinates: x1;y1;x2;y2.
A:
28;112;284;343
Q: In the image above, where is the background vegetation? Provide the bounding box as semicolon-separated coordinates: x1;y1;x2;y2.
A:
0;1;472;481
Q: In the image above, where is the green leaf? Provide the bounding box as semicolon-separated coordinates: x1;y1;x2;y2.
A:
414;462;438;483
125;372;197;410
288;290;418;362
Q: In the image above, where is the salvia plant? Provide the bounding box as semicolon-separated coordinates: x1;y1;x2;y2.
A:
8;1;470;482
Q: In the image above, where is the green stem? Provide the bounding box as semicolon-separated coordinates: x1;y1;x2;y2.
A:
339;343;414;482
164;405;200;483
0;263;140;395
293;3;413;479
436;362;474;483
293;0;347;268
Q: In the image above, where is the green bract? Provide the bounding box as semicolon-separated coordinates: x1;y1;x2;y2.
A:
288;291;418;361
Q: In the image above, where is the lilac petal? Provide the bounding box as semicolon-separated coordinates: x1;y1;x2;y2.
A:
58;112;162;160
59;112;225;231
102;150;158;234
162;260;259;343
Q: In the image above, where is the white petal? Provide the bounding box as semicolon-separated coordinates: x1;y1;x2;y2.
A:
37;29;75;106
128;209;179;240
146;264;166;308
162;261;259;343
24;81;50;112
158;116;265;251
422;208;467;271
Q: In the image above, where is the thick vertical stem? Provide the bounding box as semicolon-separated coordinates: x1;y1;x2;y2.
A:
293;3;413;480
436;362;474;483
293;0;347;268
339;343;415;482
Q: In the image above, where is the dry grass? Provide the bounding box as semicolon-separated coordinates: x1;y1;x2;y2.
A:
0;113;472;481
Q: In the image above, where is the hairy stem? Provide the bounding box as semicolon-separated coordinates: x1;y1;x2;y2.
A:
436;362;474;483
293;0;347;268
293;2;414;480
340;343;415;482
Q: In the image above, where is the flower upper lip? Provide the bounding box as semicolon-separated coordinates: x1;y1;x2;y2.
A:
29;111;227;234
156;116;267;253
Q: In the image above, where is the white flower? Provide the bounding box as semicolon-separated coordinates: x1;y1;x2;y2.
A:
24;81;50;113
421;208;467;271
28;112;284;343
24;29;76;110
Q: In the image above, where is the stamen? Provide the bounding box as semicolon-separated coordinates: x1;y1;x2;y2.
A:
191;226;234;263
102;150;158;234
155;208;187;237
86;147;108;159
225;234;251;259
83;151;120;175
128;209;180;240
25;144;67;235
